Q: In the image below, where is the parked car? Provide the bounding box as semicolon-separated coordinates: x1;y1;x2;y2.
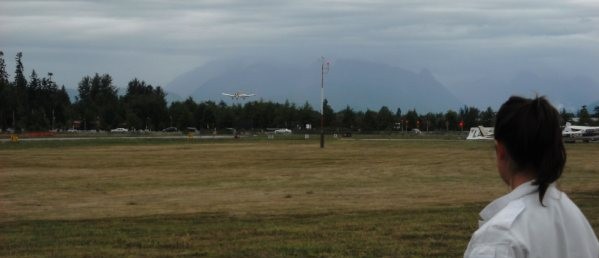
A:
274;128;292;134
162;127;178;132
110;128;129;133
185;127;199;134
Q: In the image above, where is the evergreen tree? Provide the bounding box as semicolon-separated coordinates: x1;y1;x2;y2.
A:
377;106;395;130
431;112;446;131
578;105;591;125
216;100;237;129
559;108;574;124
405;109;419;130
298;102;318;129
444;110;458;130
75;76;92;130
52;85;72;130
422;112;439;131
240;101;262;130
0;51;9;130
122;78;168;130
13;52;28;131
322;99;334;127
168;97;196;130
75;73;119;130
479;107;495;127
189;100;220;130
340;106;356;129
27;70;48;130
98;74;120;129
0;51;7;85
360;109;378;132
14;52;27;89
361;109;378;131
395;108;402;123
273;100;296;128
459;106;480;129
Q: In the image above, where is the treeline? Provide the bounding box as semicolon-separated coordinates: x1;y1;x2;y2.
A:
1;51;598;133
0;52;71;131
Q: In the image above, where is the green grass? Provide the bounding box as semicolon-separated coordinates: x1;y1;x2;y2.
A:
2;191;598;258
0;205;480;257
1;138;598;257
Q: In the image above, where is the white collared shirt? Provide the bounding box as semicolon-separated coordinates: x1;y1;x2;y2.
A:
464;181;599;258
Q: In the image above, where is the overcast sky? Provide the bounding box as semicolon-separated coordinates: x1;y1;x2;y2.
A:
1;0;598;93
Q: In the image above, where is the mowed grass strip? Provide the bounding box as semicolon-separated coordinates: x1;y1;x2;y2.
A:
1;139;505;220
0;204;485;258
1;139;598;257
2;192;598;258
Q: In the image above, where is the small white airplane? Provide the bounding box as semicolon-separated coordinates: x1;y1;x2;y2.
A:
466;126;494;140
222;91;256;100
274;128;292;134
562;122;599;142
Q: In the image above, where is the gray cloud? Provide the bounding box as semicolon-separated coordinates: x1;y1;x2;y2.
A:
1;0;598;95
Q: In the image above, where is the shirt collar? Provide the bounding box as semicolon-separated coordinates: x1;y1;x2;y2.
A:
479;180;538;226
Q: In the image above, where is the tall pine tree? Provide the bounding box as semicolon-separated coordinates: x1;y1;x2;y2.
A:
13;52;28;131
0;51;9;130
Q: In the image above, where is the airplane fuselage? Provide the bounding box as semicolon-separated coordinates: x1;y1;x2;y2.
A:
222;91;255;100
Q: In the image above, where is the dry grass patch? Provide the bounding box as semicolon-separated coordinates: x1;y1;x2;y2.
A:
1;140;597;221
1;139;599;257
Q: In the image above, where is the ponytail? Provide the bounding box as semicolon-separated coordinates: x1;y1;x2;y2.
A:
494;96;566;204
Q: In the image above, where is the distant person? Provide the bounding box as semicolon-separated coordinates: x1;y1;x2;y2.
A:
464;96;599;258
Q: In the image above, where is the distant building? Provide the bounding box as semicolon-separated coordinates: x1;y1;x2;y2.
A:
571;117;599;124
72;120;81;129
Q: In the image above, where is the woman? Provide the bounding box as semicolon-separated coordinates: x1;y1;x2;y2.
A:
464;96;599;258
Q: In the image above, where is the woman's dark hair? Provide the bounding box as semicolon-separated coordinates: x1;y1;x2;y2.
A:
494;96;566;204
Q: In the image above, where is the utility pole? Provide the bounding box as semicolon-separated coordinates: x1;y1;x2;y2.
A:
52;108;55;131
320;57;330;149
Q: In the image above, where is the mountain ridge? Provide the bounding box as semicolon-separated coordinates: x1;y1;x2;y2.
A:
449;71;599;111
166;59;464;113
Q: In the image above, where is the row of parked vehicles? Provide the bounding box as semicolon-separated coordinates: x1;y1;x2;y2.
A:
108;127;198;133
107;127;293;134
5;127;294;135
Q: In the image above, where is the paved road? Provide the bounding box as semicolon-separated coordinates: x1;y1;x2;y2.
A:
0;135;234;143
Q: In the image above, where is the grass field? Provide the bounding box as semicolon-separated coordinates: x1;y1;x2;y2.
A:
1;137;598;257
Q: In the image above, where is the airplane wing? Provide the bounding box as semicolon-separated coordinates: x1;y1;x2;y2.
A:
222;93;234;97
569;126;599;133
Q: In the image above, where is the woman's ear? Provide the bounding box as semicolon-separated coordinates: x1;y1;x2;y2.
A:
495;141;507;161
495;140;512;185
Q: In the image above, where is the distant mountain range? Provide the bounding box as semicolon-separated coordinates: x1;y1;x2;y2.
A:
64;59;599;113
165;59;463;113
449;71;599;111
590;100;599;110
